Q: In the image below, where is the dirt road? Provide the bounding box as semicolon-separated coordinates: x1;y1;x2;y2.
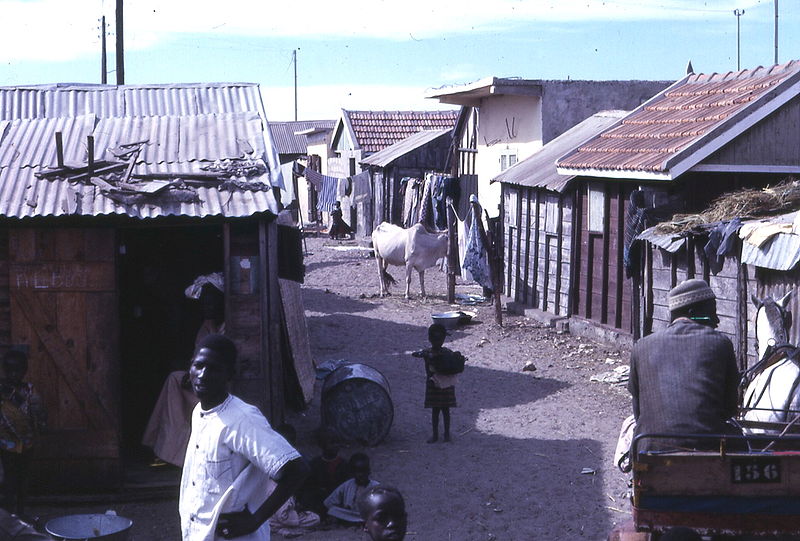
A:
289;236;632;540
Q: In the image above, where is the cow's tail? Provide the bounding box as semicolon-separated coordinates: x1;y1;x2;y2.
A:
382;269;397;286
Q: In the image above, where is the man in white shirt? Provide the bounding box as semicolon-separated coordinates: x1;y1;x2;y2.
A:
180;334;309;540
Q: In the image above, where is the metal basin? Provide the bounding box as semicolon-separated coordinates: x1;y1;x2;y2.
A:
432;310;475;329
45;514;132;541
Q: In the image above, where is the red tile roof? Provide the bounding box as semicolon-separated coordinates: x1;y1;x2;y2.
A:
344;110;459;153
557;60;800;175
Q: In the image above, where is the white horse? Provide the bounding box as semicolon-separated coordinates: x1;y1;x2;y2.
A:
741;290;800;433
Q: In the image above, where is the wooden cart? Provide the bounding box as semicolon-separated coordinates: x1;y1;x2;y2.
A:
610;433;800;540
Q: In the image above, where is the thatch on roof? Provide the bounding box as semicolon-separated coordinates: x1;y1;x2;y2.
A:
654;177;800;234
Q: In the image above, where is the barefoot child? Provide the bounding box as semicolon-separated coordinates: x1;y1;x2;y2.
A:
412;324;465;443
358;485;407;541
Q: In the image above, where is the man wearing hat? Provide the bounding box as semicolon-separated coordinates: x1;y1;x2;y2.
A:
628;278;740;452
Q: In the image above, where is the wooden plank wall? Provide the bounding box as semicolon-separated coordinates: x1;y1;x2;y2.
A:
643;240;757;370
503;185;572;316
0;229;8;351
574;180;633;332
225;219;284;423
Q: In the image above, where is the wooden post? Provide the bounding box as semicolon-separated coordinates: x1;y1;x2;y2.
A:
446;196;456;304
736;241;750;373
55;132;64;168
87;135;94;178
471;199;502;327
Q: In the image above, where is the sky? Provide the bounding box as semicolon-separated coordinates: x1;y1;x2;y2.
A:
1;0;798;121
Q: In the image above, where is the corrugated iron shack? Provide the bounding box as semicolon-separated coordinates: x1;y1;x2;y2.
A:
360;128;454;233
556;60;800;341
493;111;627;318
328;109;459;236
0;83;312;492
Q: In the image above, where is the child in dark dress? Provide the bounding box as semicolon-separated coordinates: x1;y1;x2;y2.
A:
412;324;465;443
329;201;354;240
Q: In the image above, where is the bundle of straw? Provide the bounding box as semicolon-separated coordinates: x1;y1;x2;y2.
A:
655;177;800;234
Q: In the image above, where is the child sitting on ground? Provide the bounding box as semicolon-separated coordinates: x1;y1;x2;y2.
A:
358;485;407;541
268;424;320;537
324;453;379;524
298;427;352;518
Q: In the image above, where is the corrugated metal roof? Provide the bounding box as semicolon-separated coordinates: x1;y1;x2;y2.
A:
557;60;800;175
491;110;627;192
360;128;451;167
742;233;800;270
0;83;282;219
269;120;335;155
343;110;459;154
636;226;687;252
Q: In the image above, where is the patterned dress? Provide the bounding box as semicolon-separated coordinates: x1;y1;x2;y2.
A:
421;347;460;409
0;381;45;453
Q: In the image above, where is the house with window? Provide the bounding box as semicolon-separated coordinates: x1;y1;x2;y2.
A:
426;77;672;218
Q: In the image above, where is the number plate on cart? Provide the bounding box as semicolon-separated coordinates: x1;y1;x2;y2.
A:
731;458;781;484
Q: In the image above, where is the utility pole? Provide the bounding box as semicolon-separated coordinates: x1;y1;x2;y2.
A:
100;15;108;84
293;49;298;121
116;0;124;85
733;9;745;71
774;0;779;64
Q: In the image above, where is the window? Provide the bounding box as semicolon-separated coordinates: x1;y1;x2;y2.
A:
500;151;518;171
506;190;519;227
587;183;605;233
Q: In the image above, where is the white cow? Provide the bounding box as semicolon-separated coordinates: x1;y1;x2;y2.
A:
372;222;448;298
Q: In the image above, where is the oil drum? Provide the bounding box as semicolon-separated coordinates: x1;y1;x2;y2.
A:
321;363;393;446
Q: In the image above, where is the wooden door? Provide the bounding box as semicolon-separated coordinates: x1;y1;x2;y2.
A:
224;219;284;423
9;228;120;491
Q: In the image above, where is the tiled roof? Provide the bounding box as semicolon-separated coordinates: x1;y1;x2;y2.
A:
269;120;334;155
344;110;458;154
0;83;282;219
557;60;800;176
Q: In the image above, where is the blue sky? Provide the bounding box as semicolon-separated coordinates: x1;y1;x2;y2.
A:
1;0;798;120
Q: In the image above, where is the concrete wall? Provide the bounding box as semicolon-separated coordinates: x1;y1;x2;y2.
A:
475;94;543;217
540;80;671;143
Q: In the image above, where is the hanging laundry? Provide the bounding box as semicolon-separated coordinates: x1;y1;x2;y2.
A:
418;174;435;228
623;190;649;278
704;217;743;274
303;167;325;192
401;178;421;227
315;174;339;213
463;200;492;289
430;174;459;230
455;209;473;282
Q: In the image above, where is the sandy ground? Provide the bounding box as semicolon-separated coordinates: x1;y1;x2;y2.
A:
30;235;633;540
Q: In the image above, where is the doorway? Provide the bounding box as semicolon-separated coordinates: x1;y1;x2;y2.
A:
117;225;223;457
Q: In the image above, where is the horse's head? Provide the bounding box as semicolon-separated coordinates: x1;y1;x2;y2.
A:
752;290;794;361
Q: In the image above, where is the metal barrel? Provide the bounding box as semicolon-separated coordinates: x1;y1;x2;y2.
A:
321;363;394;446
45;514;133;541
